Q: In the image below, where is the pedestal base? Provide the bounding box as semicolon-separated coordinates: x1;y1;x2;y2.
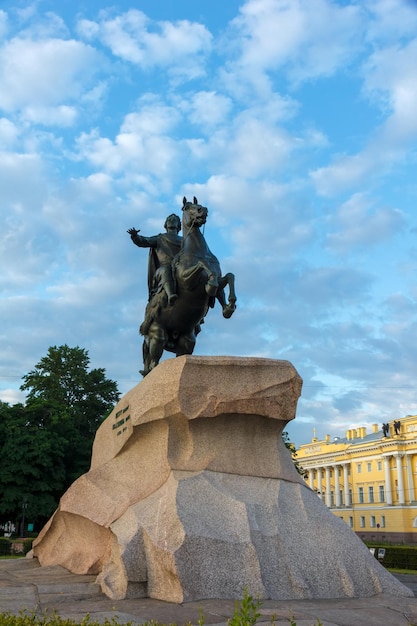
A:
32;356;412;602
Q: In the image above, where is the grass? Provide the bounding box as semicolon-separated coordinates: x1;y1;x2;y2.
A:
388;567;417;575
0;613;324;626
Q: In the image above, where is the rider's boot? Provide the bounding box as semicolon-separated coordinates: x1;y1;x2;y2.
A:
164;281;178;306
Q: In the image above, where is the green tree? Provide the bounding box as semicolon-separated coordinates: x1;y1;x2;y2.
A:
20;345;120;485
0;401;67;527
0;346;119;529
282;430;304;475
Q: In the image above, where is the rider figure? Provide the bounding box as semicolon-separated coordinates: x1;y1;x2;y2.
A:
128;214;182;334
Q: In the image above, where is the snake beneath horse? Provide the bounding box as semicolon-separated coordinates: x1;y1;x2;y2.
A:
140;196;236;376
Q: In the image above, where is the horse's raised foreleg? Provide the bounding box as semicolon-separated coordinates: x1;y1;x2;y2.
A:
198;260;219;296
217;272;237;319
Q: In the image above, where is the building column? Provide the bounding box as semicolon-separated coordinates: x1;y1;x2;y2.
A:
383;455;393;505
325;466;331;507
395;453;405;505
334;465;341;507
309;469;315;490
317;467;323;500
343;463;350;507
406;454;415;503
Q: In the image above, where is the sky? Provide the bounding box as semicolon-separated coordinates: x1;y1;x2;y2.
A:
1;0;417;448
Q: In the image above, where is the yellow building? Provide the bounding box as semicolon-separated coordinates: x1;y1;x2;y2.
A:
297;415;417;544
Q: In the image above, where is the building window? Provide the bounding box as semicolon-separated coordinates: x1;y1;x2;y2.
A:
360;516;365;528
349;516;353;528
357;463;362;473
330;491;334;506
377;461;382;471
379;485;385;503
367;462;372;472
349;489;353;505
368;486;374;503
381;516;386;528
338;468;342;477
358;487;364;503
370;516;376;528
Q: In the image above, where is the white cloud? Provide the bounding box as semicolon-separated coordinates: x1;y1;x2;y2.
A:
363;39;417;137
72;172;114;198
310;152;371;197
24;104;78;126
227;0;364;93
1;0;417;446
311;37;417;196
0;388;25;404
211;118;294;178
0;118;18;146
365;0;417;42
178;91;233;129
324;193;406;254
0;151;46;208
0;37;102;124
16;10;69;40
77;9;212;81
47;271;129;305
184;95;300;179
1;204;57;293
120;97;180;135
75;97;183;183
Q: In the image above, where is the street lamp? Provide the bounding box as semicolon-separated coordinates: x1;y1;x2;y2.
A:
20;499;28;538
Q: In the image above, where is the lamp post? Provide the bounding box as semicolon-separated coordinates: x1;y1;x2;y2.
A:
20;499;28;538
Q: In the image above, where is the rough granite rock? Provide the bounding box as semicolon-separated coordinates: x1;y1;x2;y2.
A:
32;356;412;602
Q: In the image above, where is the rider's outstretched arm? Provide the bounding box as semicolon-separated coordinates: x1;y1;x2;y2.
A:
127;229;158;249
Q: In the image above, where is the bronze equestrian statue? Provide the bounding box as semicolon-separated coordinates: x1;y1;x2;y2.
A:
128;196;236;376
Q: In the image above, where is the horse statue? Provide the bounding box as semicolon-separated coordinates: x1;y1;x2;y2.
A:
128;196;236;376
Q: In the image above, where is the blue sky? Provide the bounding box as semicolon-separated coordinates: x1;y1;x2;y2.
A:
1;0;417;447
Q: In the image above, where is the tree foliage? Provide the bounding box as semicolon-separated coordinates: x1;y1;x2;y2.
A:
0;346;119;529
21;345;119;484
282;430;304;475
0;401;66;524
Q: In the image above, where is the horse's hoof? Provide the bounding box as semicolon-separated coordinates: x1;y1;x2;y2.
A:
223;304;236;319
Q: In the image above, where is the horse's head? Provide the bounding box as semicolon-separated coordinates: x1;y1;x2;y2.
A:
182;196;208;229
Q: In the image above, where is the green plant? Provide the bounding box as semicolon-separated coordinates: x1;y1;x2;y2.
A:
0;538;11;557
0;605;329;626
0;613;134;626
228;587;261;626
197;608;205;626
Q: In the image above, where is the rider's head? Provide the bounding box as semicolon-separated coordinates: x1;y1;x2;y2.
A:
164;214;181;233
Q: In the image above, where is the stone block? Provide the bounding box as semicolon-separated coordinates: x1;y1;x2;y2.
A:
32;356;412;602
